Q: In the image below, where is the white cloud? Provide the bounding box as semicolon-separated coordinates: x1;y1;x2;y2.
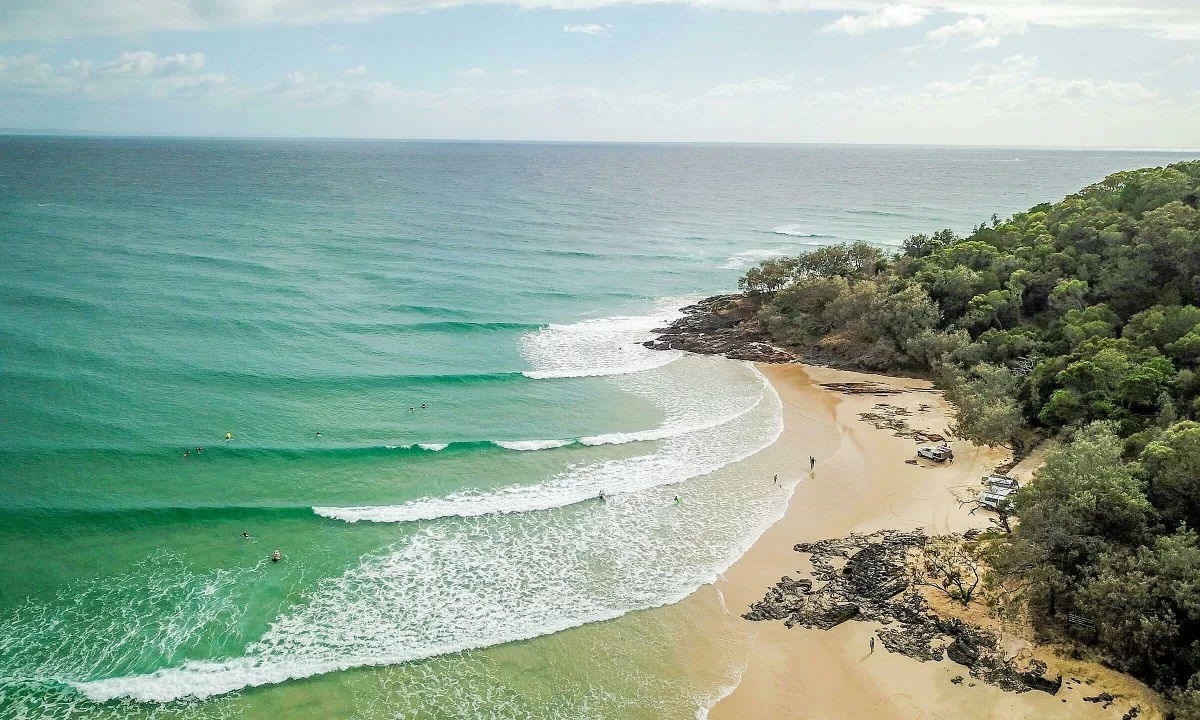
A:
99;51;205;77
704;72;794;97
456;67;486;77
823;5;929;35
345;65;367;74
0;50;223;99
3;0;1200;41
966;36;1000;49
923;54;1158;108
927;15;1027;47
563;23;611;34
328;43;346;52
512;69;528;75
1173;54;1199;67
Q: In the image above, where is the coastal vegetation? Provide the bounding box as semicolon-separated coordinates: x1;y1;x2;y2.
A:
738;161;1200;712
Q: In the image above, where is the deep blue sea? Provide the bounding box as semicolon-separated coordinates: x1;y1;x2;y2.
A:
1;138;1195;718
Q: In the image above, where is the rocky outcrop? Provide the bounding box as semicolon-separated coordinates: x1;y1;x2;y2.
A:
642;295;796;363
743;530;1062;696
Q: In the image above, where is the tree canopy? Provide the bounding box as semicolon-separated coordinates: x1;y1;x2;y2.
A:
739;161;1200;701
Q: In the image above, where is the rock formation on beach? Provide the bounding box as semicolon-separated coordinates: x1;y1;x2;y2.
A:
642;295;796;363
743;530;1063;696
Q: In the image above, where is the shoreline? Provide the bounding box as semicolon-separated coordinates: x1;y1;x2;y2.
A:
695;362;1153;720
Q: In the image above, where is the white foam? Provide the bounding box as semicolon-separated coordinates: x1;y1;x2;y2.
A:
315;363;772;524
721;248;790;270
519;305;686;380
579;398;762;447
75;357;789;705
492;439;574;451
416;443;447;451
770;224;832;238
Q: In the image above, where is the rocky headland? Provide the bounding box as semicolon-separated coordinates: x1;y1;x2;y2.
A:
642;295;796;363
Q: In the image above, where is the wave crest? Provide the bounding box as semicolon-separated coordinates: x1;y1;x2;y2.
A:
519;307;685;380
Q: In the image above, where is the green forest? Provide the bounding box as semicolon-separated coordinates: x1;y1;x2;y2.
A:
738;161;1200;713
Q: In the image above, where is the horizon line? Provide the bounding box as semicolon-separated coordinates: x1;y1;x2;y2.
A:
1;129;1199;153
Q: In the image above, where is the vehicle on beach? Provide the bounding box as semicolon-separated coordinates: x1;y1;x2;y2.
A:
979;475;1020;510
980;475;1019;491
916;445;954;463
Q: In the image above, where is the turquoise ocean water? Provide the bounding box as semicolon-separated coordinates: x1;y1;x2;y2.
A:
1;139;1196;718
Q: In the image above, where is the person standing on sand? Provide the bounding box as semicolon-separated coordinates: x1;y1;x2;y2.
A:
773;474;778;485
870;636;875;653
809;455;816;470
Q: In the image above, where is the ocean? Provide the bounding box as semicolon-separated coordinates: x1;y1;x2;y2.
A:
1;138;1195;719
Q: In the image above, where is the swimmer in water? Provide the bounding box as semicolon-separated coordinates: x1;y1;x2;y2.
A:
598;490;606;501
421;403;427;409
315;431;321;438
196;447;203;454
226;432;232;442
271;549;281;563
409;406;415;412
183;450;190;458
674;495;681;505
242;532;249;539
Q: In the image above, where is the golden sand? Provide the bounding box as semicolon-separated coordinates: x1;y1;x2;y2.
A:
700;364;1155;720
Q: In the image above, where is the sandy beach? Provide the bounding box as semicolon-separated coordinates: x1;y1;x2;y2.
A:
704;363;1154;720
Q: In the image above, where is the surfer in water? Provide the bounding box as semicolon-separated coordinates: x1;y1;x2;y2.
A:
196;447;203;454
674;495;681;505
421;403;428;409
272;549;281;563
598;490;606;501
225;432;232;442
183;449;190;458
315;431;321;438
242;532;250;539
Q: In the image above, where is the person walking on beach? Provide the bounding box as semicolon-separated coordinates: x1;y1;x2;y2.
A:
773;474;778;485
870;636;875;653
809;455;816;470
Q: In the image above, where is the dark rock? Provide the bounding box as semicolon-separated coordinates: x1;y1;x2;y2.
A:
1019;670;1062;695
1123;706;1140;720
816;603;860;629
643;295;797;363
951;676;964;685
946;635;982;667
747;529;1064;697
1083;693;1115;704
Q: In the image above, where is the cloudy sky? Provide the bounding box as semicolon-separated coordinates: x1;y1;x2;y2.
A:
0;0;1197;145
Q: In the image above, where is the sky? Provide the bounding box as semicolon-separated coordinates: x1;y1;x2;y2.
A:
0;0;1197;145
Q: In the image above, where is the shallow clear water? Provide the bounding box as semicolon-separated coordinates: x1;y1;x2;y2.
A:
1;138;1196;718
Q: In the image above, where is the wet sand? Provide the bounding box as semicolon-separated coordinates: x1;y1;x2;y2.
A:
702;364;1150;720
